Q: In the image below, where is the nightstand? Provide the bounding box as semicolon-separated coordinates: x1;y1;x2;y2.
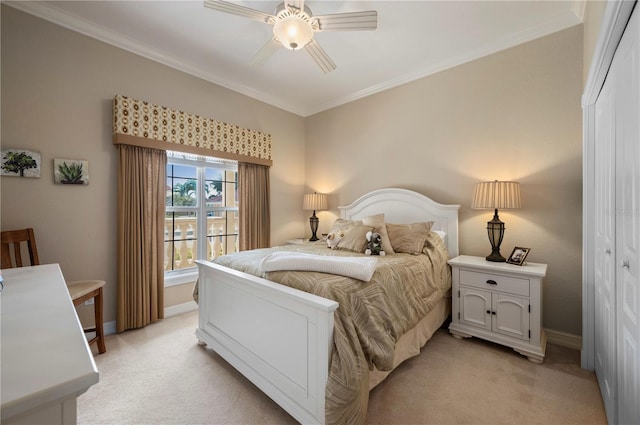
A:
448;255;547;363
286;238;327;245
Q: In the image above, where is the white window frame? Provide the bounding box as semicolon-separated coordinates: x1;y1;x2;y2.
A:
164;151;238;287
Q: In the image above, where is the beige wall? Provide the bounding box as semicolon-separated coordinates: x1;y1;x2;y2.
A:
0;6;307;326
2;6;585;336
583;1;608;84
306;26;584;335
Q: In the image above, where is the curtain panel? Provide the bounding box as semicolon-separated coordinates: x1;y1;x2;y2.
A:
239;162;271;250
117;145;167;332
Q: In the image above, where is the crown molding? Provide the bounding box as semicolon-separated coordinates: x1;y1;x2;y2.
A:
4;1;305;116
5;1;583;118
305;11;583;116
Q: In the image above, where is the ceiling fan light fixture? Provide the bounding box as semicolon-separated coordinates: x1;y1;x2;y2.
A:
273;15;313;50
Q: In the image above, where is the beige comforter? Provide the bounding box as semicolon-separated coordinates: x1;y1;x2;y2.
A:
211;231;451;425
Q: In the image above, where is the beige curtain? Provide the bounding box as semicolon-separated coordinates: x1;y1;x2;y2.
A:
238;162;270;251
117;145;167;333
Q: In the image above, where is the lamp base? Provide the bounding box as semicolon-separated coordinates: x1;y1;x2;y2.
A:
309;212;319;242
485;209;506;262
486;250;506;262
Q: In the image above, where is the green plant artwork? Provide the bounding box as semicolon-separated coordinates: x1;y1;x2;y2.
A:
54;159;89;185
1;149;41;178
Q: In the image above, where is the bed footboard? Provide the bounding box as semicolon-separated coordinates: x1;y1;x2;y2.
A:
195;260;338;425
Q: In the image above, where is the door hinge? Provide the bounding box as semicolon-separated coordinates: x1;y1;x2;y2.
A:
528;304;531;313
528;330;531;339
457;290;460;298
458;312;460;320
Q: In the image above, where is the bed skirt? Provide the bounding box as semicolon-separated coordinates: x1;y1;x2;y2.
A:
369;294;451;389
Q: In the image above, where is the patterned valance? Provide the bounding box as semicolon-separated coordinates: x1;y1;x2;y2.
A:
112;95;272;166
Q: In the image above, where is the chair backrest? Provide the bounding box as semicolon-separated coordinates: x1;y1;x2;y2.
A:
1;228;40;268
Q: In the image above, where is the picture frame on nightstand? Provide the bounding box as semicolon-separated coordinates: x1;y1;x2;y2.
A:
507;246;530;265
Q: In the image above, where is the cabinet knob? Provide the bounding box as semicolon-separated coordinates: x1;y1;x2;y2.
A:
486;279;497;285
486;310;491;314
605;248;611;255
622;259;630;269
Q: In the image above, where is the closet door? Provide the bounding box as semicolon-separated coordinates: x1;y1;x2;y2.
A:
615;5;640;424
594;66;617;425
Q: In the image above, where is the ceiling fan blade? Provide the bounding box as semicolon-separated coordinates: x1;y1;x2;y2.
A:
304;39;336;74
203;0;275;24
314;11;378;31
252;37;281;66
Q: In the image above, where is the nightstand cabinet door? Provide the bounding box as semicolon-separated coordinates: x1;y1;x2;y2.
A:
493;294;529;340
460;287;492;330
448;255;547;363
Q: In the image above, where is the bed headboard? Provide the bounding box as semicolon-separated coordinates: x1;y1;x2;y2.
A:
338;188;460;258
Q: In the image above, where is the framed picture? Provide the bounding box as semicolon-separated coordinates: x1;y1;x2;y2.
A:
54;158;89;185
507;247;531;266
1;148;41;178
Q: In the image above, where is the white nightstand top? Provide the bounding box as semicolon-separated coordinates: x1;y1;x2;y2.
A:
286;238;310;245
449;255;547;277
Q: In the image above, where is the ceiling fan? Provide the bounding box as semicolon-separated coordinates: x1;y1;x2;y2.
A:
203;0;378;73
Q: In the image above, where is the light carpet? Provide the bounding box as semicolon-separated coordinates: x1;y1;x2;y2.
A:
78;311;606;425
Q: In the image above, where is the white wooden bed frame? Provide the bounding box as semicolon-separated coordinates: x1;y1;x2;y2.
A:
196;188;460;424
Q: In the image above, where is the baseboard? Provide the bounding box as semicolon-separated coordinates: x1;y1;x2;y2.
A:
545;328;582;351
102;301;198;336
165;300;198;318
104;320;117;336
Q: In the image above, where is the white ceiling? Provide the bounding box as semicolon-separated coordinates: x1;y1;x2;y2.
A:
7;1;584;117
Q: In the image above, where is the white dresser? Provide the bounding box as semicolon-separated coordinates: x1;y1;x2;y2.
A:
448;255;547;363
1;264;99;425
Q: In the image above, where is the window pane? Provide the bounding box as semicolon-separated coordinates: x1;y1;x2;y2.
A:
205;168;238;208
164;211;198;271
204;167;223;208
166;164;197;207
205;210;239;260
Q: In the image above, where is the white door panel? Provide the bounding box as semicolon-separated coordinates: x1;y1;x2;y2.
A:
594;41;618;425
615;7;640;424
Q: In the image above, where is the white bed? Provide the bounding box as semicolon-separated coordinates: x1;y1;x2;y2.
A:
195;188;460;424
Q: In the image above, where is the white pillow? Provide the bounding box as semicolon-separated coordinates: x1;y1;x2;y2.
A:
432;230;446;242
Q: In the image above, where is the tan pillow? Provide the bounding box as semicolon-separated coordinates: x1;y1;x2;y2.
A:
337;223;373;252
362;213;395;254
329;218;363;232
386;222;434;254
328;218;372;252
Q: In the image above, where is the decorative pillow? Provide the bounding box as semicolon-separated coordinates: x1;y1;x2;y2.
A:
329;218;363;232
327;218;372;252
386;221;434;254
362;213;395;255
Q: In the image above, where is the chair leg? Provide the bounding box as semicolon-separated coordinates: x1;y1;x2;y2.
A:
94;287;106;354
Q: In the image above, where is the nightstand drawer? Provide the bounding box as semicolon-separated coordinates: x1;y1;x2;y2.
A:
459;270;529;297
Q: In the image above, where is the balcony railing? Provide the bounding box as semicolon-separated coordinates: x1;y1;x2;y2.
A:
164;216;238;271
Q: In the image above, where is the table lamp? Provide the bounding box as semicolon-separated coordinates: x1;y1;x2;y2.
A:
303;193;328;241
472;180;521;262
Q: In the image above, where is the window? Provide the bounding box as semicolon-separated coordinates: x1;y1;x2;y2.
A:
165;151;238;283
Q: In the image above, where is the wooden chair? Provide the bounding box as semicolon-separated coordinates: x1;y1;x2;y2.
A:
1;228;106;354
1;228;39;268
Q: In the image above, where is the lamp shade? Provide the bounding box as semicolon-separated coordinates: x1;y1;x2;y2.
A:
303;193;328;211
472;181;521;210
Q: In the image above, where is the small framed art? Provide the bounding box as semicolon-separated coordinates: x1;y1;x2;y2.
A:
507;247;530;266
1;148;41;178
54;158;89;185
